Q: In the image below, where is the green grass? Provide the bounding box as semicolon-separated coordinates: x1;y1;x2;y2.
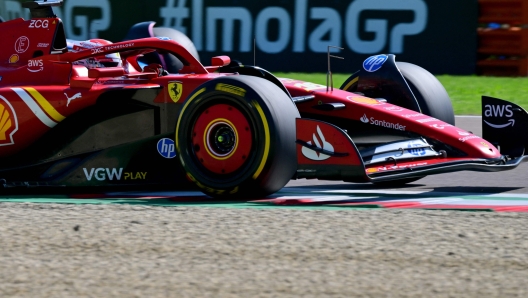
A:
274;72;528;115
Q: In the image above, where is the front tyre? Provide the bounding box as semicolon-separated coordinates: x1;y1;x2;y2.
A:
396;62;455;125
176;76;300;198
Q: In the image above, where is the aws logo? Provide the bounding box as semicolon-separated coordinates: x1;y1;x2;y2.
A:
483;104;516;129
0;95;18;146
27;59;44;73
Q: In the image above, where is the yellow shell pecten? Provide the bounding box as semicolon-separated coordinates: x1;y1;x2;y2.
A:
0;102;12;141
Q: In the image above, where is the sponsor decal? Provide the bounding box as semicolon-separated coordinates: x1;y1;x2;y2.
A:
168;82;183;103
483;104;516;129
430;123;450;129
363;54;388;72
360;114;406;131
124;172;147;180
403;113;423;118
15;36;30;53
385;106;404;112
294;82;326;91
348;96;384;105
457;130;471;136
27;59;44;73
83;168;147;181
83;168;122;181
301;125;334;161
105;43;135;51
377;162;428;171
459;135;479;142
0;95;18;146
407;142;426;156
484;119;515;129
481;142;489;148
9;54;19;64
89;43;135;55
11;87;65;128
360;114;369;123
415;118;437;123
484;104;513;118
80;41;102;48
37;43;50;48
96;80;127;85
278;78;298;84
29;19;49;28
157;138;176;158
71;41;103;52
91;47;104;55
215;83;246;97
366;168;378;173
64;92;82;107
157;37;171;41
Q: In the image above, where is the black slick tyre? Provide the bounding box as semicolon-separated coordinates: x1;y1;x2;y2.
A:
175;76;299;198
396;62;455;125
152;27;200;62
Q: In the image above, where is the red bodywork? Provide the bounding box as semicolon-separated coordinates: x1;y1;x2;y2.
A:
0;13;518;187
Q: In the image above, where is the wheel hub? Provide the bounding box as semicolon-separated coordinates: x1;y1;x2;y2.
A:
192;103;252;174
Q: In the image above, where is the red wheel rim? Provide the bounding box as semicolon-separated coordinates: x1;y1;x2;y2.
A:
192;103;252;174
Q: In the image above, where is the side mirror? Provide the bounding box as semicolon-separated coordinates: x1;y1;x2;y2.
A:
211;56;231;67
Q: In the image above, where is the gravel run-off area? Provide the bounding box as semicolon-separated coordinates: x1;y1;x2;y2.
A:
1;202;527;297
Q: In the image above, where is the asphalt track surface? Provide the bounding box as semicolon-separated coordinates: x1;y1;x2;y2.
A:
1;116;528;297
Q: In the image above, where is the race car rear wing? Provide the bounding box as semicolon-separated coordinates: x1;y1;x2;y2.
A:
482;96;528;158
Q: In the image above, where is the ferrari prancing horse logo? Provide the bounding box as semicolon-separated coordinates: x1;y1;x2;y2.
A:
168;82;183;103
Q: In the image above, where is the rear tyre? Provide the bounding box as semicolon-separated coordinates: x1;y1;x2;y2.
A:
176;76;299;198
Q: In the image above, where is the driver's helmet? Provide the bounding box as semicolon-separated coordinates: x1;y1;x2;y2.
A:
67;38;122;68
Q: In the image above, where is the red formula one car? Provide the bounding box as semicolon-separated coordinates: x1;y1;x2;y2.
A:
0;0;527;197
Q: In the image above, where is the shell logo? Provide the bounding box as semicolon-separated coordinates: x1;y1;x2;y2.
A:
347;96;384;105
9;54;19;64
0;96;18;146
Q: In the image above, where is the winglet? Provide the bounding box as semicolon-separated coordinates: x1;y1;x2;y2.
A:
482;96;528;157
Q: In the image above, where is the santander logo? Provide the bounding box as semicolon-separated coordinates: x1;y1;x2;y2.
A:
301;125;334;161
360;114;369;123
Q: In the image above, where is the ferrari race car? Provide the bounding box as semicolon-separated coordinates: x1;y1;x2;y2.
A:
0;0;527;197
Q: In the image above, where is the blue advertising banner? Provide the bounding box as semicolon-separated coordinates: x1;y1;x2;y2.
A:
0;0;477;74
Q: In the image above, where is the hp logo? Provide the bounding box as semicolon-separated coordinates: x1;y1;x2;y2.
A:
407;143;426;156
157;138;176;159
363;55;388;72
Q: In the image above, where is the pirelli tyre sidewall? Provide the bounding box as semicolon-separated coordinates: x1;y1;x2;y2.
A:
176;76;299;197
